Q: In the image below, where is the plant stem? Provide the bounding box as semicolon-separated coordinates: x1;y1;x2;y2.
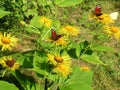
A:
2;69;7;77
42;28;52;40
45;79;48;90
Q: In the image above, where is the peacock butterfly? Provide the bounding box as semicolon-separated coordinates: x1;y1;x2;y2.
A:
51;29;63;41
93;4;102;16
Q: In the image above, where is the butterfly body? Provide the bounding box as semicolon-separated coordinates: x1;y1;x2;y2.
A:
51;29;63;41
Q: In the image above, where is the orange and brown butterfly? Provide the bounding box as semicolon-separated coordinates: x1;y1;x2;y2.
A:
51;29;63;41
92;4;103;16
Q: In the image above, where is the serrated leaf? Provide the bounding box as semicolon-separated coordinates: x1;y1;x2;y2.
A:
0;81;19;90
56;0;83;7
80;53;105;65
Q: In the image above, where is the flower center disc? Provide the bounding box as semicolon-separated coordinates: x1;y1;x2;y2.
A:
1;38;11;44
5;59;16;68
44;19;49;23
65;26;73;31
54;56;63;63
110;27;119;33
42;17;50;24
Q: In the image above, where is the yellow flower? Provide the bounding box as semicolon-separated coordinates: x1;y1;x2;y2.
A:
47;53;72;77
20;21;26;26
52;37;67;46
0;32;18;51
110;27;119;33
46;35;67;46
0;56;20;71
53;64;72;77
60;25;80;37
39;16;52;27
111;27;120;39
114;32;120;39
103;25;112;35
81;66;90;72
97;14;114;25
104;26;120;39
47;53;71;66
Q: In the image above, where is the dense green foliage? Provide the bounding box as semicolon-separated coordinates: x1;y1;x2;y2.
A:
0;0;120;90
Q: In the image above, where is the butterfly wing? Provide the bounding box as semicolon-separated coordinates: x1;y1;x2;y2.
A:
94;5;102;16
110;12;119;20
51;29;57;40
51;29;62;41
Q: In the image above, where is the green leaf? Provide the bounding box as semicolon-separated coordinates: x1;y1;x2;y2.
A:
30;16;41;28
25;25;41;34
92;45;114;51
47;74;58;82
11;53;25;66
80;53;105;65
33;51;48;76
53;20;61;29
76;43;81;58
24;9;37;17
12;51;34;68
24;16;41;34
34;68;48;76
117;52;120;57
31;83;43;90
0;81;19;90
59;66;93;90
33;51;45;69
11;71;27;89
56;0;83;7
0;10;11;18
37;0;48;6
